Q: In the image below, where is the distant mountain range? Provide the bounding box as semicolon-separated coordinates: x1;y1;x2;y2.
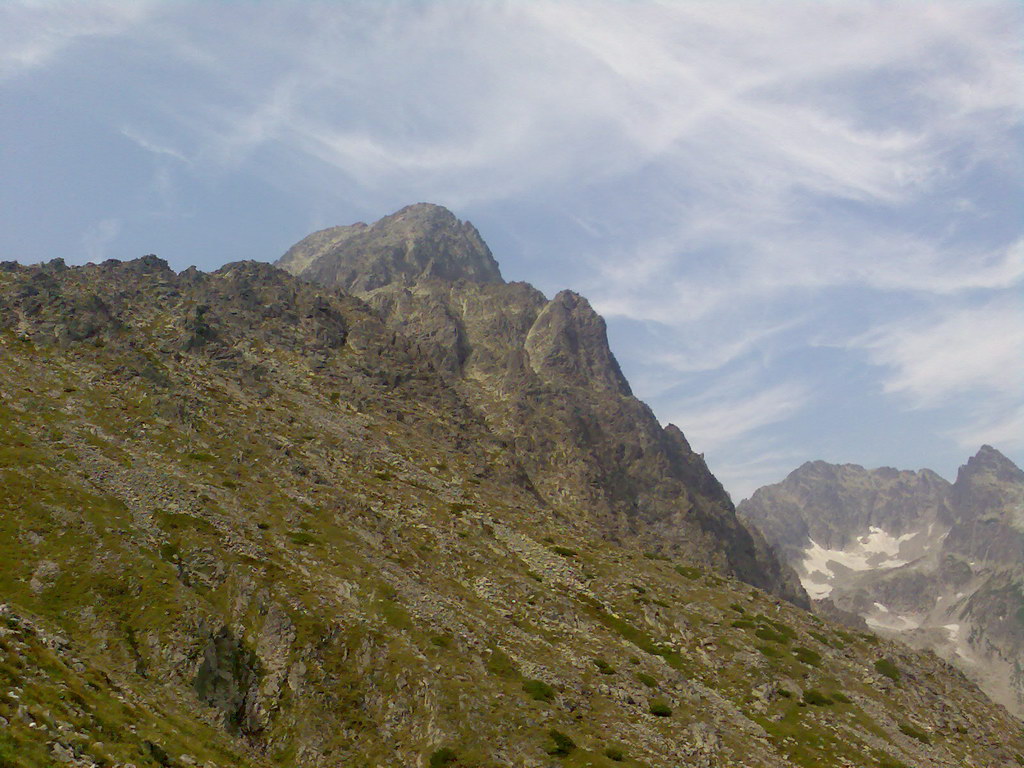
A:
740;446;1024;718
0;204;1021;767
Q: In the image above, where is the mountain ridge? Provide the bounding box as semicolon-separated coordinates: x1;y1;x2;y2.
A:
739;446;1024;718
278;204;807;609
0;212;1022;766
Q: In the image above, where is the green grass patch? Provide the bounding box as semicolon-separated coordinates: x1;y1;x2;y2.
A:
158;542;179;562
545;729;576;756
582;600;683;667
288;530;319;546
802;689;832;706
486;649;518;678
874;658;900;683
154;510;216;534
674;565;701;580
809;630;844;649
898;721;930;744
429;747;458;768
755;627;789;644
649;699;672;717
757;704;873;768
522;679;555;702
756;644;784;659
756;616;797;639
635;672;657;688
603;746;625;761
376;599;412;630
792;647;821;666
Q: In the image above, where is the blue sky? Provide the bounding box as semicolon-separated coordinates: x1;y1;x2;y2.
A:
2;1;1022;499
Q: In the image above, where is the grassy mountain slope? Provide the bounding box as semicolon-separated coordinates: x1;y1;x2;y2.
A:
0;256;1022;767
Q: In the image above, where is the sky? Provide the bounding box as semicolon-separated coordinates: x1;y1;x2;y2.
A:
2;1;1022;500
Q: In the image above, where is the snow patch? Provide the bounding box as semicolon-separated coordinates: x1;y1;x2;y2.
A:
865;609;921;631
800;526;917;598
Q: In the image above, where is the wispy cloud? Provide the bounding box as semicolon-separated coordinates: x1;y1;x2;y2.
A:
949;403;1024;454
666;376;811;455
853;295;1024;408
709;449;810;504
0;1;153;80
660;375;812;500
649;317;806;376
73;2;1018;244
120;125;190;165
3;1;1021;497
849;291;1024;460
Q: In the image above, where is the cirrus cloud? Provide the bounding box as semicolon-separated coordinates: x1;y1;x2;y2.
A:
1;0;1021;495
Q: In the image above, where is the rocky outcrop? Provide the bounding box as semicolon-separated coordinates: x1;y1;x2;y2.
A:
195;627;264;735
279;203;503;292
523;290;631;394
279;204;808;608
740;447;1024;718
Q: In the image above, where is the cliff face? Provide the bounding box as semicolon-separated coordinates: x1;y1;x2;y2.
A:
279;203;807;607
738;461;952;568
740;448;1024;718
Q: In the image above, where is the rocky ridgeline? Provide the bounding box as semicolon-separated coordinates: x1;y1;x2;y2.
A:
740;446;1024;718
279;203;806;608
0;211;1022;767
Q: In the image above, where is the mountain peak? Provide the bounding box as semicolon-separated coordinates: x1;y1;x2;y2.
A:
957;444;1024;485
382;201;460;225
278;205;807;607
277;203;502;293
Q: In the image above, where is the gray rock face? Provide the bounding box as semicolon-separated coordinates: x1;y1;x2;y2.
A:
945;445;1024;563
523;290;631;395
740;446;1024;717
277;204;807;608
279;203;503;292
739;461;951;563
194;627;263;735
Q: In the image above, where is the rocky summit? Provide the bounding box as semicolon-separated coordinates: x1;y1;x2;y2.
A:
278;203;806;609
0;207;1022;768
739;446;1024;718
